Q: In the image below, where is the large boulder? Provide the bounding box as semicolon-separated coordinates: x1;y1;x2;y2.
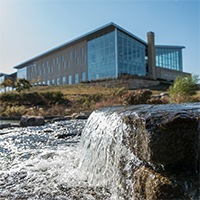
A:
80;103;200;199
20;116;45;127
123;112;199;172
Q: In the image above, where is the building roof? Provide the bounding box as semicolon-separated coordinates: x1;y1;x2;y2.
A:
155;45;185;49
14;22;147;69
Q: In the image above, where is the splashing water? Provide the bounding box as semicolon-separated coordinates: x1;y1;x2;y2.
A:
0;103;199;199
0;120;110;199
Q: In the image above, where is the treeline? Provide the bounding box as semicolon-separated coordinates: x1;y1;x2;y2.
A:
0;91;65;106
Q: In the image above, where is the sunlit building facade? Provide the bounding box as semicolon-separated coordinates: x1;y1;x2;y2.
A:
13;22;187;85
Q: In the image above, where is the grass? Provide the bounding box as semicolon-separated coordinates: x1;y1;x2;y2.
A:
1;83;199;117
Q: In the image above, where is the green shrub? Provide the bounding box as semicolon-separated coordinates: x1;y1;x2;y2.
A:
112;87;128;97
76;93;103;104
0;91;65;106
122;89;152;105
168;75;199;103
3;106;26;116
147;98;163;104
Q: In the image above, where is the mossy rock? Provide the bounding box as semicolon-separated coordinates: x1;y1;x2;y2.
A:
132;166;187;199
122;104;199;172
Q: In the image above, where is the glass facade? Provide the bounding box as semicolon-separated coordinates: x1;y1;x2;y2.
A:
75;74;79;84
17;67;27;79
87;30;116;81
82;72;86;82
117;30;146;76
87;29;146;81
155;47;183;71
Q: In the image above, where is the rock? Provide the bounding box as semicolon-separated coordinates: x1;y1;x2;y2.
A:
75;114;88;120
52;116;71;123
52;117;65;122
132;166;187;199
64;116;72;120
160;92;169;97
71;113;78;119
20;116;45;127
56;131;81;139
0;123;11;129
123;110;199;172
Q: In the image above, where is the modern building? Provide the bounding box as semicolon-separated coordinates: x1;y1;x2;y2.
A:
0;72;17;92
13;22;188;86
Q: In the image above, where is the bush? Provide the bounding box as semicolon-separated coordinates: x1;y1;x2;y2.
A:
0;91;65;106
2;106;26;116
168;75;199;103
76;93;103;104
122;89;152;105
112;87;128;97
147;98;164;104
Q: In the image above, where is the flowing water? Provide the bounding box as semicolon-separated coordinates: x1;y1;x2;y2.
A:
0;120;111;199
0;103;199;199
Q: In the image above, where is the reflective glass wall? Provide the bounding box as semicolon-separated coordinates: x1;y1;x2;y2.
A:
155;47;183;71
87;31;116;81
117;30;146;76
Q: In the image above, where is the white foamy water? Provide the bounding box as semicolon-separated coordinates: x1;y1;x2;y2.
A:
1;103;199;199
0;120;111;199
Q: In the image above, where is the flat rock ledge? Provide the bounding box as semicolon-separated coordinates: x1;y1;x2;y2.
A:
0;112;91;129
20;116;45;127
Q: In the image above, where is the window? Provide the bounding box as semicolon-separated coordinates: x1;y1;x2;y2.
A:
68;75;72;84
75;74;79;84
82;72;86;82
64;62;66;69
58;63;60;70
43;81;45;85
51;66;53;72
62;77;66;84
53;58;55;65
57;78;60;85
84;55;86;63
52;79;55;85
81;47;83;56
56;57;58;64
74;50;76;58
61;55;64;62
76;57;79;65
46;61;48;67
70;52;72;60
68;60;70;67
47;80;50;85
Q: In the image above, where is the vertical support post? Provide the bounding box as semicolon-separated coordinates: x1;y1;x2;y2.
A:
147;32;156;80
115;28;118;79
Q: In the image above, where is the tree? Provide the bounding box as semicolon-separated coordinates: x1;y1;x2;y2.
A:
168;74;199;103
0;79;13;92
15;78;32;93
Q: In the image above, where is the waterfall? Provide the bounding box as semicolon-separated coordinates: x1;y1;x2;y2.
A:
77;103;200;199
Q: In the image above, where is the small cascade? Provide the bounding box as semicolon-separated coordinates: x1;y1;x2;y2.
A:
77;103;200;199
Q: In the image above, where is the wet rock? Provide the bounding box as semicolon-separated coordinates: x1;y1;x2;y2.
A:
56;131;81;139
0;123;11;129
20;116;45;127
123;109;199;172
75;114;88;120
83;103;200;199
132;166;187;199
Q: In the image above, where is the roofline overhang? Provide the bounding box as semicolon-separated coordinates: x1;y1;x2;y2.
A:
14;22;147;69
155;45;185;49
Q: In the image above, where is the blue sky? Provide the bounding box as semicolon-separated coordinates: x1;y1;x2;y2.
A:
0;0;199;77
